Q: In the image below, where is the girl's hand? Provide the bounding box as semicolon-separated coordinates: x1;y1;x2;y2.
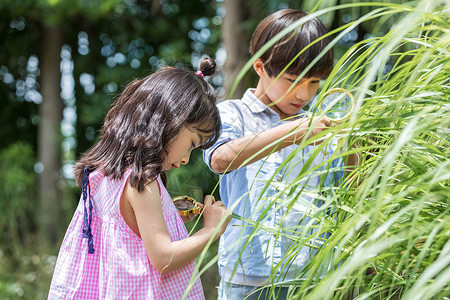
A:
202;195;231;241
180;202;204;223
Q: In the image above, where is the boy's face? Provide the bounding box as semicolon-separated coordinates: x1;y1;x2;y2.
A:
254;60;321;120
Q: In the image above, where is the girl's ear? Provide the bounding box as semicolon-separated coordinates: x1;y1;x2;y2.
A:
253;58;267;78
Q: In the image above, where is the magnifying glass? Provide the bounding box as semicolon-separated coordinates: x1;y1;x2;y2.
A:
318;88;355;123
172;195;202;216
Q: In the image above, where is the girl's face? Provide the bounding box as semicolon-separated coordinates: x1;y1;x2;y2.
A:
163;125;209;171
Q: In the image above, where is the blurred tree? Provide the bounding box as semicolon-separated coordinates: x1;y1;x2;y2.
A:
221;0;248;98
0;0;128;243
38;24;63;244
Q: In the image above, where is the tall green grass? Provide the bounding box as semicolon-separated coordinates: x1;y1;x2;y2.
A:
186;1;449;299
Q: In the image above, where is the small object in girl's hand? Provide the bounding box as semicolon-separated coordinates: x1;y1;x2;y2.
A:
172;196;202;216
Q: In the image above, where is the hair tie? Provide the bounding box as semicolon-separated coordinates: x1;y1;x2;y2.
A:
195;70;205;79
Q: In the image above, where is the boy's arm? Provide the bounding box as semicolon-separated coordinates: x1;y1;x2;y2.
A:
210;116;331;173
344;141;361;173
347;147;360;167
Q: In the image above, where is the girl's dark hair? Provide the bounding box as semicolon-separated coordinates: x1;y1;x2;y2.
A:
74;57;220;192
250;9;334;79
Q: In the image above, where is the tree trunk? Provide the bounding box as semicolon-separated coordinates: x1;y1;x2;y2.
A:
221;0;248;99
38;25;63;244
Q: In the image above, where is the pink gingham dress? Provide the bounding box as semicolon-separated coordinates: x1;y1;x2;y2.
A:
48;169;205;299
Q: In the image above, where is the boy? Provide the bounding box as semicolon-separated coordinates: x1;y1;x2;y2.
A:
203;9;359;300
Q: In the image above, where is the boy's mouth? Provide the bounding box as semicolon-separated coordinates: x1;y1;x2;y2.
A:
290;103;304;110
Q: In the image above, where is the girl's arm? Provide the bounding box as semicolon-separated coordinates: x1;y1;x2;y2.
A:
122;179;229;274
210;116;331;173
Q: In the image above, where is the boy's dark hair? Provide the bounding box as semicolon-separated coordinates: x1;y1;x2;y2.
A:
74;58;220;192
250;9;333;79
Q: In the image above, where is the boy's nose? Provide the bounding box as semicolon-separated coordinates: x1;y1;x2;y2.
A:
294;87;311;101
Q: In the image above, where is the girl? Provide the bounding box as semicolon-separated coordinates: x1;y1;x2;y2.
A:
48;58;230;299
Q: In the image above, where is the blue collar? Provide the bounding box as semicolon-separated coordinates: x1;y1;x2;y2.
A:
241;89;278;115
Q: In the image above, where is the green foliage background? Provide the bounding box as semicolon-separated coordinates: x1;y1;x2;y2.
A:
0;0;448;299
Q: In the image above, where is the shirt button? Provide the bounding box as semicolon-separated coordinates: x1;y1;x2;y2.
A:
276;175;282;182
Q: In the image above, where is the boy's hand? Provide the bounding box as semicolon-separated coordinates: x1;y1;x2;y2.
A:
202;195;231;240
294;116;331;145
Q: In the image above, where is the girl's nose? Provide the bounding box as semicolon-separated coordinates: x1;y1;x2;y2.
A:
180;152;191;165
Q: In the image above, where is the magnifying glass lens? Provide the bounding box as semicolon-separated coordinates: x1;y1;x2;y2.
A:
322;92;353;119
174;199;195;211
